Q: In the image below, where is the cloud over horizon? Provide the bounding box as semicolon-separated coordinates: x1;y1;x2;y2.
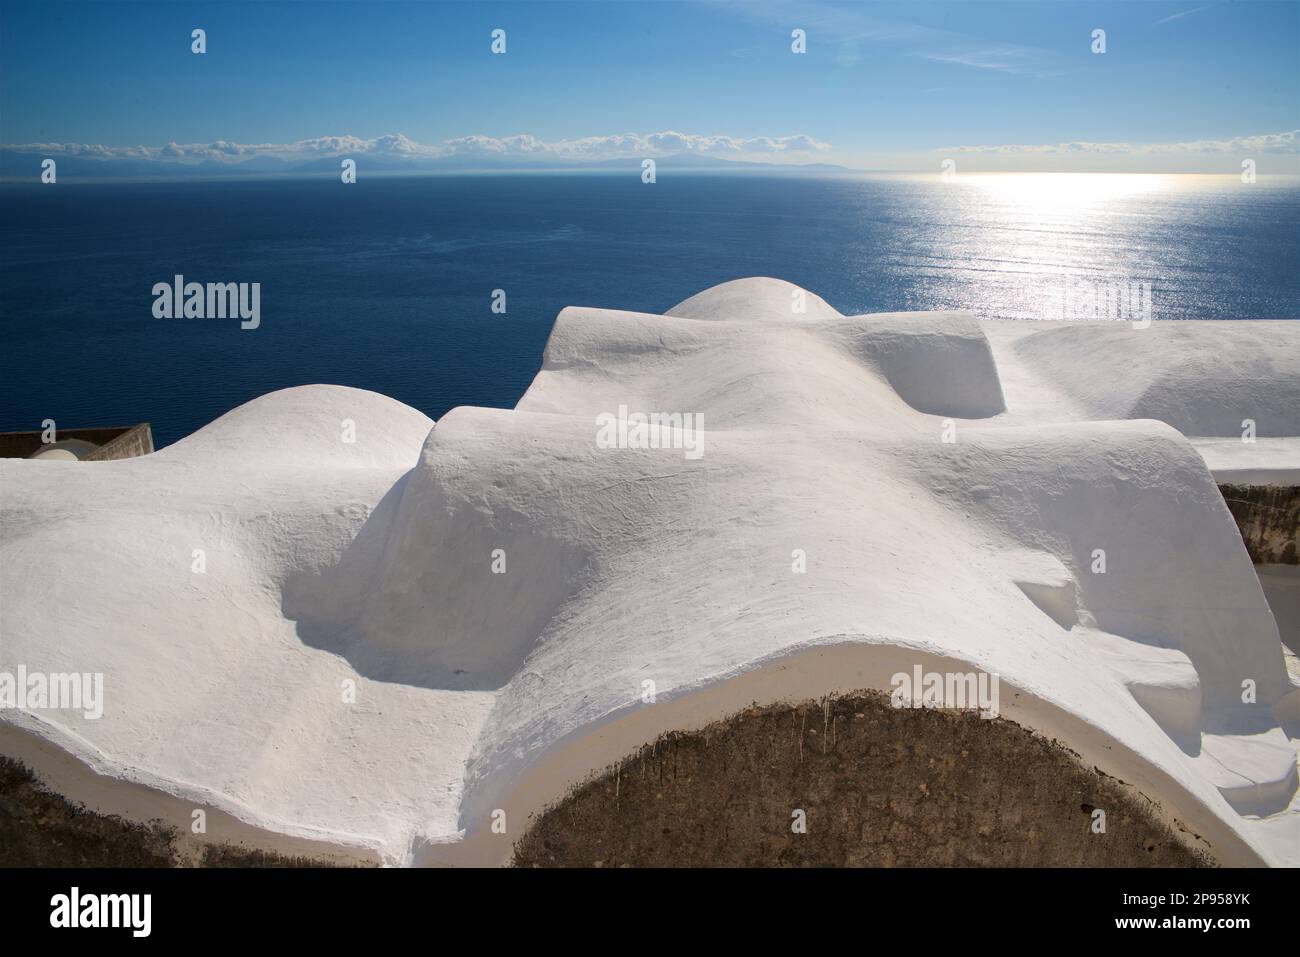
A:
939;130;1300;156
3;131;833;166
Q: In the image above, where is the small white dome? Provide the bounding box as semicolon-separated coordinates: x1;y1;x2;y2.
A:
28;438;100;461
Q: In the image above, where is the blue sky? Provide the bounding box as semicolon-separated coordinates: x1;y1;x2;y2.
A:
2;0;1297;172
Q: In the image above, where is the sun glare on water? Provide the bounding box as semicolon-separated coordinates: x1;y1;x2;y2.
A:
878;172;1240;321
962;172;1175;207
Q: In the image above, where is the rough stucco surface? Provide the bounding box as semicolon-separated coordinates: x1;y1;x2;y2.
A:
513;693;1214;868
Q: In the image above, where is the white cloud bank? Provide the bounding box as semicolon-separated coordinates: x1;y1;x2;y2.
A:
940;130;1300;156
4;131;832;164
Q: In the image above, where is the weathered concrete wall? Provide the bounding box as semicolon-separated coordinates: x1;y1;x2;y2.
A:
1219;484;1299;565
84;423;155;461
513;693;1213;868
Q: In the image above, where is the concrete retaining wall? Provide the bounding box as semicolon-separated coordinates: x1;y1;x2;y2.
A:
1219;484;1299;565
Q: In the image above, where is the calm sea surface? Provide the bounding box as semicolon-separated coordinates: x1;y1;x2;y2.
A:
2;173;1297;447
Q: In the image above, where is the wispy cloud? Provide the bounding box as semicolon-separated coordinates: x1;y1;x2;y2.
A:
1153;4;1214;26
5;131;832;165
920;48;1041;74
712;0;1058;76
939;130;1300;155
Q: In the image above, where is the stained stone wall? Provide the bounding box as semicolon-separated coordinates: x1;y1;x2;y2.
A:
513;692;1213;868
1219;484;1300;565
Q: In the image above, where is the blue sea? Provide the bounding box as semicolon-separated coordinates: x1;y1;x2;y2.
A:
2;173;1298;447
